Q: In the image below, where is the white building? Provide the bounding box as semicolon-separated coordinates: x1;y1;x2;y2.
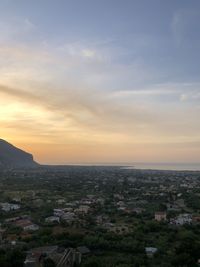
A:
145;247;158;257
0;203;20;212
45;216;60;223
170;214;192;226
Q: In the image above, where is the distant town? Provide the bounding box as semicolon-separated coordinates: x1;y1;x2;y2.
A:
0;166;200;266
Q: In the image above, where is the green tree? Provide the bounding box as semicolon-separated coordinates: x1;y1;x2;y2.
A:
43;258;56;267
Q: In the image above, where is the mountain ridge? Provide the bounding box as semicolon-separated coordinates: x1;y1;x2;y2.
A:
0;139;38;168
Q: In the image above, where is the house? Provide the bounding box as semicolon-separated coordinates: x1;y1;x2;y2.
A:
170;214;192;226
45;216;60;224
57;199;66;205
24;246;81;267
96;215;108;225
132;208;144;214
81;199;92;205
116;201;125;209
0;202;20;212
155;211;167;222
24;246;58;267
12;197;21;203
5;216;21;223
192;216;200;224
145;247;158;257
167;203;180;212
14;219;39;231
77;246;90;255
75;205;90;214
63;207;73;212
54;209;65;217
118;206;126;212
61;212;76;224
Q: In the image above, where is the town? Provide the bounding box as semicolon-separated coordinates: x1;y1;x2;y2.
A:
0;166;200;266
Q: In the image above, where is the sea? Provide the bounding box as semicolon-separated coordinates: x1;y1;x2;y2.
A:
124;162;200;171
66;162;200;171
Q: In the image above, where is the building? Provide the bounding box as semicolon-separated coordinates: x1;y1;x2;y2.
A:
192;216;200;224
77;246;90;256
145;247;158;257
155;212;167;222
54;209;65;217
14;219;39;231
24;246;81;267
61;212;75;224
45;216;60;224
0;202;20;212
75;205;90;214
170;214;192;226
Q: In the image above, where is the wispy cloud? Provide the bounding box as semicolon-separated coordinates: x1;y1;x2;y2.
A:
0;17;36;43
0;5;200;163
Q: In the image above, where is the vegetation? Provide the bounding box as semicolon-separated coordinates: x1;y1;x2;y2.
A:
0;166;200;266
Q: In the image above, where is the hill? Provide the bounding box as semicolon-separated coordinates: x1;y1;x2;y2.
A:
0;139;38;168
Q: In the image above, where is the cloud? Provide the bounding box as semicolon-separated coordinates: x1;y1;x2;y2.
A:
180;94;188;102
0;17;36;42
0;80;200;141
81;49;96;58
1;78;200;164
0;84;42;103
0;33;200;161
0;81;160;150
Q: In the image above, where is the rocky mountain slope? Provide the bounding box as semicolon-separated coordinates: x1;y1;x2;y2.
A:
0;139;38;167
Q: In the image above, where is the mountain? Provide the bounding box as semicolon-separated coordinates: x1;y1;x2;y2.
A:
0;139;38;168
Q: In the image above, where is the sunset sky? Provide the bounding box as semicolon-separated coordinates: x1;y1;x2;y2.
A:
0;0;200;164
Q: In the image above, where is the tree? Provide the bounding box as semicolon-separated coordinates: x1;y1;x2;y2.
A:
43;258;56;267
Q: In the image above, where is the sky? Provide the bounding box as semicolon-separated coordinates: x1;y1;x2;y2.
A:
0;0;200;164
